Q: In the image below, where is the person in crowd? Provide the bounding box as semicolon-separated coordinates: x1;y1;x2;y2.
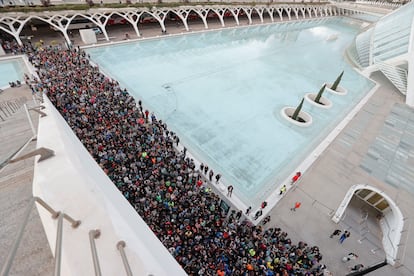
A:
209;169;214;181
254;209;263;220
262;216;271;225
23;43;327;276
227;185;234;197
215;173;221;183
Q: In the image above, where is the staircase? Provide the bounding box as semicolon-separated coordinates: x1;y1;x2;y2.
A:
375;61;408;95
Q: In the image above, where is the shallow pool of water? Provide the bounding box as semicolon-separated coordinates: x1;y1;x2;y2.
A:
0;58;25;88
87;17;375;206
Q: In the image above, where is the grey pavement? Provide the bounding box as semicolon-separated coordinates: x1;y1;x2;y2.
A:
0;85;54;276
267;72;413;275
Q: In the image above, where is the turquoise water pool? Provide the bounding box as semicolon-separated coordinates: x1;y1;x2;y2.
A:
0;58;25;88
86;18;375;207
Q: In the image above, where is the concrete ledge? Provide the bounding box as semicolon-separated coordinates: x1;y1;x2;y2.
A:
33;96;186;276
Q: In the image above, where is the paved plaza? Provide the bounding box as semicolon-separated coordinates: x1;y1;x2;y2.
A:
0;85;54;275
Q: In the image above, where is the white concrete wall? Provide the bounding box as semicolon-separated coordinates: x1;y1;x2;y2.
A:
380;208;400;265
79;29;97;45
33;96;186;276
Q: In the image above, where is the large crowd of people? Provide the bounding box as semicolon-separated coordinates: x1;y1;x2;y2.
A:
0;39;30;54
19;42;328;275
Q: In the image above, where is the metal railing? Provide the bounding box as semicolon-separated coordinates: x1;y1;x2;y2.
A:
117;241;133;276
0;197;81;276
0;97;27;121
54;213;64;276
89;230;102;276
0;134;34;172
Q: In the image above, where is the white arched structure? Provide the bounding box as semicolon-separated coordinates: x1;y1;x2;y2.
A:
332;184;404;265
0;4;343;47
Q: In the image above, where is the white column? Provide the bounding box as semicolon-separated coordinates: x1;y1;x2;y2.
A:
406;56;414;107
406;17;414;107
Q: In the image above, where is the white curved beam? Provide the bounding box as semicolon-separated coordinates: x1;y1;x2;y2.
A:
0;4;336;46
123;11;144;38
241;7;253;25
174;8;190;32
284;7;292;21
266;7;275;22
292;7;299;20
254;7;265;24
276;8;284;21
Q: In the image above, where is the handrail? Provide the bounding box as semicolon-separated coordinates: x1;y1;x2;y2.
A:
23;103;36;137
0;197;81;276
0;196;34;276
0;135;34;172
0;97;27;120
34;197;81;228
89;230;102;276
54;212;64;276
117;241;133;276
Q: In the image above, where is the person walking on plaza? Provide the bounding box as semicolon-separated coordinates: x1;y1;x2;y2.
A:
279;184;287;195
330;229;341;238
261;201;267;209
342;253;358;262
291;171;302;185
227;185;234;197
350;264;364;272
245;206;252;215
339;230;350;244
290;201;301;211
215;173;221;183
254;209;263;220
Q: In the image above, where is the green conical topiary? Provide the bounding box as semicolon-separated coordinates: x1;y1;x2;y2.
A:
314;84;326;104
331;71;344;91
292;98;304;121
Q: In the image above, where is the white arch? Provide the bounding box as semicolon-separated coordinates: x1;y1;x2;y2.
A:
253;7;265;24
172;8;190;31
105;11;140;38
0;16;30;45
276;8;284;21
292;7;300;20
0;4;345;46
226;7;240;26
265;7;275;22
332;184;404;265
284;7;292;21
300;7;306;19
241;7;253;25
